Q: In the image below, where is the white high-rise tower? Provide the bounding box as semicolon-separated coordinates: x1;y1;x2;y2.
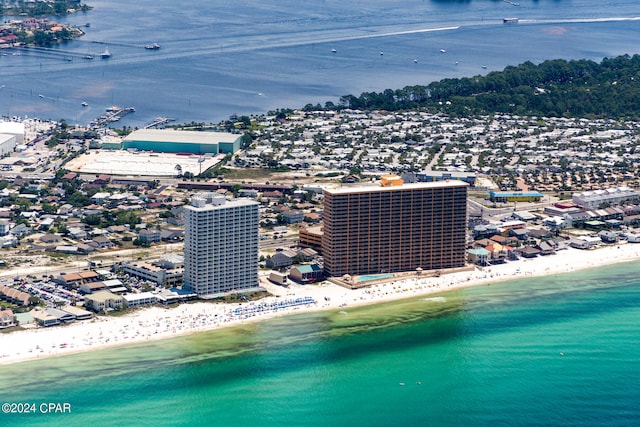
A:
183;193;259;297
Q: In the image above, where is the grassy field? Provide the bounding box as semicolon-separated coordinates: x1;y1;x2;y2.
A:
221;168;283;181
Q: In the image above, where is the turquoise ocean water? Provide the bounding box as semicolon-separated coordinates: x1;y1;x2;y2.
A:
1;261;639;426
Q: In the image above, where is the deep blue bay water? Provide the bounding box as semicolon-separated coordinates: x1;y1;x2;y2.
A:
0;0;639;126
1;261;640;426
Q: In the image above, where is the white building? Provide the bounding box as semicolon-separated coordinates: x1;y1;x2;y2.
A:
0;121;24;145
183;193;259;297
0;134;16;156
122;259;183;286
123;292;158;308
572;187;639;209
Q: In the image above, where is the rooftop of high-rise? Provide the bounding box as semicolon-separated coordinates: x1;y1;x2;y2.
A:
323;178;467;195
187;193;258;210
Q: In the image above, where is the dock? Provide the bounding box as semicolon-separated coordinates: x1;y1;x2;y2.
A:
90;106;135;128
144;117;175;129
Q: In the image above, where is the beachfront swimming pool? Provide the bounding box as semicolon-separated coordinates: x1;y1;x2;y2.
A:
357;273;394;283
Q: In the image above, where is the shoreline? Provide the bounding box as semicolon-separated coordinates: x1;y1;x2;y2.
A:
2;243;639;366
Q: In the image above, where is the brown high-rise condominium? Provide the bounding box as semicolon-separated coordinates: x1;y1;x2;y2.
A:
322;177;467;277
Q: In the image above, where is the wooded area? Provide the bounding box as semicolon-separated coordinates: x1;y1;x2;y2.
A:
328;55;640;119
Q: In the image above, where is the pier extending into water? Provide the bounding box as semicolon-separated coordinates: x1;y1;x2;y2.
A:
90;106;135;128
144;117;175;129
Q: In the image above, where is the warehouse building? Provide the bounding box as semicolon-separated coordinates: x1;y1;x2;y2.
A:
0;121;24;145
122;129;242;154
0;134;16;156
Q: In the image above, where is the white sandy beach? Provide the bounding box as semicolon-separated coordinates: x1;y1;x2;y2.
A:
2;243;639;365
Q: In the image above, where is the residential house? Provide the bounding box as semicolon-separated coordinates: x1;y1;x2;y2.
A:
38;217;55;231
473;238;495;248
536;241;555;255
139;228;162;244
598;231;619;244
509;228;529;241
58;204;74;215
519;246;541;258
281;210;304;224
89;235;114;249
484;243;508;263
467;248;491;266
543;216;567;230
266;249;297;269
10;223;32;238
472;224;500;240
297;247;317;261
528;228;554;240
289;264;323;284
40;233;63;244
160;228;183;241
0;234;17;248
0;309;16;329
569;236;600;249
91;192;111;203
67;226;87;240
565;211;591;228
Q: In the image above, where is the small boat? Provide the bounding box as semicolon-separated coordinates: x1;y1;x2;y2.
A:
380;51;384;56
413;59;418;63
440;49;446;53
145;43;161;50
81;101;88;107
482;65;488;69
100;48;111;59
331;48;337;53
84;54;94;60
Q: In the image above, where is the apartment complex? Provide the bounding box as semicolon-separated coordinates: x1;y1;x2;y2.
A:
572;186;639;209
322;177;468;277
183;193;259;297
